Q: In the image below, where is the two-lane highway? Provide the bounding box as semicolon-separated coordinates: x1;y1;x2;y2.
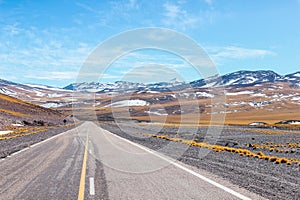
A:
0;122;265;199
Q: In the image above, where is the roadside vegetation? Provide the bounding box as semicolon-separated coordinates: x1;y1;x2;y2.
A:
146;134;300;167
0;123;76;141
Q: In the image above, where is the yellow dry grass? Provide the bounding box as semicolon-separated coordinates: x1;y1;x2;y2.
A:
0;123;77;140
147;133;300;166
0;108;27;117
0;93;36;107
0;126;48;140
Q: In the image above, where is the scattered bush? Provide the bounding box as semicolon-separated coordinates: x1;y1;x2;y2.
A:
269;157;277;162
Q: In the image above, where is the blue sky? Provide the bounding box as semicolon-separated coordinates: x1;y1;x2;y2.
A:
0;0;300;87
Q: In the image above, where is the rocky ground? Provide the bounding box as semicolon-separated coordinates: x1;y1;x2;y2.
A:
100;122;300;200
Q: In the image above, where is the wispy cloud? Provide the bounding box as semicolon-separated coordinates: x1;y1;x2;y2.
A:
100;73;123;80
74;0;140;28
203;0;213;6
110;0;139;11
127;0;139;10
25;71;78;80
0;38;92;69
3;23;23;36
75;2;96;13
162;2;199;30
208;46;276;59
111;50;191;69
120;64;185;83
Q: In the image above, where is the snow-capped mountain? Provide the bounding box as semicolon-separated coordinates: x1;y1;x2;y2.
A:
1;70;299;102
218;70;280;86
0;79;74;106
0;79;68;94
64;81;147;93
1;70;299;119
281;72;300;84
64;80;188;93
64;70;300;92
191;70;284;88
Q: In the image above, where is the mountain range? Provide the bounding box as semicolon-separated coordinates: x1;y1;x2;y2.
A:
64;70;300;93
0;70;300;125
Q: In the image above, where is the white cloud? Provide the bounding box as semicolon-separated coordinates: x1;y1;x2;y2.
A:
162;2;199;30
177;0;187;5
121;64;185;83
164;3;180;18
204;0;213;6
109;0;140;19
3;23;23;36
0;39;92;68
100;73;123;80
208;46;276;59
25;71;78;80
75;2;96;13
111;50;192;69
74;0;140;29
128;0;139;9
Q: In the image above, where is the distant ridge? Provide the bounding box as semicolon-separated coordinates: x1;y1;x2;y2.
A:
1;70;299;94
63;70;300;93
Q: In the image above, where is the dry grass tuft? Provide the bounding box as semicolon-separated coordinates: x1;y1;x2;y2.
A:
146;134;300;166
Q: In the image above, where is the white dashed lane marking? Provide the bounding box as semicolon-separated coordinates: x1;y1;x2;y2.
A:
89;177;95;196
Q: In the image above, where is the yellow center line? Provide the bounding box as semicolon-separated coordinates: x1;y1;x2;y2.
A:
78;134;89;200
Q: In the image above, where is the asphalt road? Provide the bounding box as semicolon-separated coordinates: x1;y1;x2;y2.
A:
0;122;265;200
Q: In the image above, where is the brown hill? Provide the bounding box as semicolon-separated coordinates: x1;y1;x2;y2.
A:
0;93;67;129
90;82;300;126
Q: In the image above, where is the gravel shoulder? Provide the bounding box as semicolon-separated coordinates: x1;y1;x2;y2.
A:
0;124;77;159
100;122;300;200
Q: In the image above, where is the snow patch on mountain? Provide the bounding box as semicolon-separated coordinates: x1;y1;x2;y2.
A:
226;91;254;95
292;73;300;77
145;110;168;116
41;102;67;108
291;96;300;101
196;92;214;98
104;100;149;107
249;101;271;107
252;93;267;97
0;88;17;96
